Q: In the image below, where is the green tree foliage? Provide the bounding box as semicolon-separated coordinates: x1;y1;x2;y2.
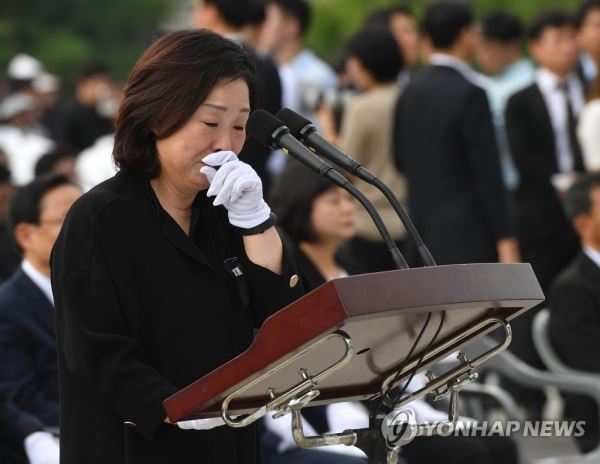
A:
0;0;585;85
0;0;182;85
306;0;583;65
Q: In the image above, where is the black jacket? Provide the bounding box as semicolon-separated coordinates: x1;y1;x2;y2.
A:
394;65;511;265
0;270;58;427
0;401;45;464
549;251;600;452
51;171;303;464
505;83;584;243
549;251;600;373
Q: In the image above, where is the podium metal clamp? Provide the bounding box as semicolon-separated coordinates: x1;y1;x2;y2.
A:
380;317;512;411
221;331;354;427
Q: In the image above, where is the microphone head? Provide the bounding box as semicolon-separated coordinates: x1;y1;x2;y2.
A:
276;108;314;138
246;109;288;149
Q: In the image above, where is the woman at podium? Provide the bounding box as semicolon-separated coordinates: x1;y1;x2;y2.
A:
50;30;303;464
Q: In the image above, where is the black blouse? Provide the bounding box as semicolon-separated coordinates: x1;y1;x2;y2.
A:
51;170;303;464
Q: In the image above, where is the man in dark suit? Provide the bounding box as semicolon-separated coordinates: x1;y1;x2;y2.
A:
194;0;282;196
505;10;587;416
0;174;80;430
394;0;517;266
506;10;586;294
549;173;600;453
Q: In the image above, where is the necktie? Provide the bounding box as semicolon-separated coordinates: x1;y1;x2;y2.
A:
557;82;585;172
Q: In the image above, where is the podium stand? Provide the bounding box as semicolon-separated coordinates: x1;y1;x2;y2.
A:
165;263;543;463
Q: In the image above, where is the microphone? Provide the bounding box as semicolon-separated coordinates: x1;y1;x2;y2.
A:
246;109;409;270
276;108;436;267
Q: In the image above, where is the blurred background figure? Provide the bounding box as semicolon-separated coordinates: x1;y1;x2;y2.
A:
194;0;282;195
505;9;586;418
394;0;517;267
0;174;81;464
506;9;584;294
260;0;337;118
57;62;116;153
549;173;600;453
364;6;421;84
0;175;81;430
6;54;44;98
34;147;77;181
575;0;600;88
74;134;117;192
0;400;59;464
0;164;20;283
578;73;600;170
337;27;407;273
32;73;62;141
477;11;535;192
0;93;55;185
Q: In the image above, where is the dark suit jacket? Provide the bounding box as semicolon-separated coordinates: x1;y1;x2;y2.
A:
505;83;584;244
239;50;282;197
51;170;303;464
394;65;511;265
549;251;600;373
549;251;600;452
0;269;58;427
0;401;44;464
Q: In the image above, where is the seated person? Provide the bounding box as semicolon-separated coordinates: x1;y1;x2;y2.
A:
0;174;81;427
265;160;517;464
550;172;600;453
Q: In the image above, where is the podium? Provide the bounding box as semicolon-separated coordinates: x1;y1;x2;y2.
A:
164;263;543;462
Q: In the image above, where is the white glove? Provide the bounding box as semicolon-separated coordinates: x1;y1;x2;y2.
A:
200;151;271;229
176;416;226;430
24;431;60;464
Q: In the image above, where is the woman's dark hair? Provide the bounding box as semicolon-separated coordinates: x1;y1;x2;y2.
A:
345;27;404;83
113;29;257;177
269;159;335;243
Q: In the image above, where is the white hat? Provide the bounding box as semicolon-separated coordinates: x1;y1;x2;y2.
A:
7;54;44;81
0;93;38;120
32;72;60;93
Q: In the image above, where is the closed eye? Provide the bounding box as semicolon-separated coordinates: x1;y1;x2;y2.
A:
234;126;245;131
203;122;218;127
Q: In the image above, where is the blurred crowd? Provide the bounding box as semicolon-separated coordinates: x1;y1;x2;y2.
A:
1;0;600;463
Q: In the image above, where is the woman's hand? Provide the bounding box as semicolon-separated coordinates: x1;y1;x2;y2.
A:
201;151;282;273
200;151;271;229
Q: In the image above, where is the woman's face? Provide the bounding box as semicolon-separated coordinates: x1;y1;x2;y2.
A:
155;78;250;192
310;187;356;243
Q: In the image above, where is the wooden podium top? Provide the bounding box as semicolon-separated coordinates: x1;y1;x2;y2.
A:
164;263;544;422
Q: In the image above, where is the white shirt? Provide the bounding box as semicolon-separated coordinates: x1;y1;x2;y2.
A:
584;246;600;269
0;125;54;185
75;134;117;192
21;260;53;305
429;53;489;88
535;68;586;173
577;99;600;171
